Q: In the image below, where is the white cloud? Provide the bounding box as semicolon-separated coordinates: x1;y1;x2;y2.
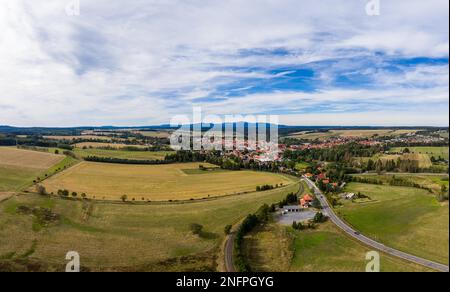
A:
0;0;448;126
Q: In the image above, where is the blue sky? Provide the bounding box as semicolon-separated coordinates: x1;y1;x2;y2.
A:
0;0;448;126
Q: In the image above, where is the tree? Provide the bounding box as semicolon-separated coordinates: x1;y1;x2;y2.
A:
224;225;232;235
190;223;203;235
71;192;78;198
313;212;327;223
311;197;321;209
81;193;87;199
121;195;128;202
36;185;47;196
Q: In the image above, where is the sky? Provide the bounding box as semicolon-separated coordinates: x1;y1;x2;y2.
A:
0;0;448;127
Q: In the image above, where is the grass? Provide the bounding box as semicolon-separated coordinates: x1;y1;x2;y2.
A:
73;148;172;161
74;142;150;149
288;223;433;272
42;162;294;201
358;152;434;169
242;222;433;272
288;129;420;141
0;184;299;271
295;161;311;171
353;173;449;194
390;147;449;160
338;183;449;265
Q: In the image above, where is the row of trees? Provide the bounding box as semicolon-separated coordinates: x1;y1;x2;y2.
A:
84;156;171;165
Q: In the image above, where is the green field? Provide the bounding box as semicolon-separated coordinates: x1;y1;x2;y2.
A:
0;184;299;271
242;222;433;272
0;148;67;193
353;174;449;194
390;147;449;160
73;148;172;160
42;162;294;201
339;183;449;265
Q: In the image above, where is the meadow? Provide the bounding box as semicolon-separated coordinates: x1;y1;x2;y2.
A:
0;184;299;271
242;222;432;272
352;173;449;194
42;162;294;201
390;146;449;160
339;183;449;265
72;147;171;161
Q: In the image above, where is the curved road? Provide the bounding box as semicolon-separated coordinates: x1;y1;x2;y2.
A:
302;176;449;272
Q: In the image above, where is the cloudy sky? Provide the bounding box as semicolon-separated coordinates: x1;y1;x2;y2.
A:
0;0;448;127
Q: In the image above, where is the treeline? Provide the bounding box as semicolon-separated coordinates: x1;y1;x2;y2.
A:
84;156;171;165
165;151;298;174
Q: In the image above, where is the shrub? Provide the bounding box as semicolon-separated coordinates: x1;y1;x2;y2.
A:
190;223;203;235
36;185;47;196
224;225;232;235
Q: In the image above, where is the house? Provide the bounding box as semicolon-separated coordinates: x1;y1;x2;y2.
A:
322;179;330;185
317;173;327;180
300;194;314;208
345;193;356;200
305;173;313;178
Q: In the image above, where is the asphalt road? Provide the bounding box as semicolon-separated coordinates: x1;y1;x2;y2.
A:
224;230;237;272
303;176;449;272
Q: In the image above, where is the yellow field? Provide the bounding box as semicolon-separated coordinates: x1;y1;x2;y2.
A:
0;147;66;192
0;148;64;170
288;129;420;140
74;142;148;149
137;131;172;138
44;135;119;141
42;162;294;201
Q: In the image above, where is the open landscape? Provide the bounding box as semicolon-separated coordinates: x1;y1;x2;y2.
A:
0;0;448;276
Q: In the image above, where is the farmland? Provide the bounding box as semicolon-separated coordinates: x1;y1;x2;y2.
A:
72;147;171;161
44;135;117;141
287;129;419;140
42;162;295;201
74;142;150;149
0;148;65;192
339;183;449;265
0;185;299;271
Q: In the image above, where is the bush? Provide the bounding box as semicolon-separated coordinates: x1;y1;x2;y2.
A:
36;185;47;196
190;223;203;235
224;225;232;235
